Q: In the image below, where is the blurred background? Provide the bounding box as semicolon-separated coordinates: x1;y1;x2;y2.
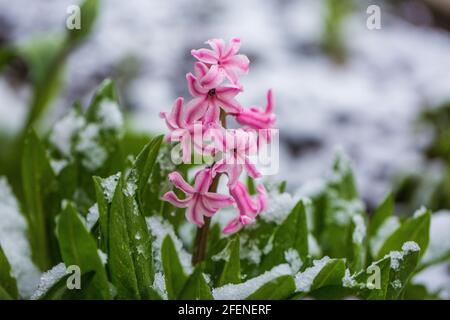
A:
1;0;450;213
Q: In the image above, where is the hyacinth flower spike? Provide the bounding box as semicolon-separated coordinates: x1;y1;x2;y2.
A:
185;62;242;124
191;38;250;85
162;169;234;227
223;182;267;234
161;38;275;261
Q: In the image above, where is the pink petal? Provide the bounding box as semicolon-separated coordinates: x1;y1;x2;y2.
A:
191;48;218;64
168;171;195;194
223;217;243;234
239;215;253;225
200;196;218;217
194;168;214;194
194;62;209;78
206;38;226;56
215;96;242;114
186;196;204;226
161;191;192;208
171;97;185;128
222;38;241;60
244;160;261;179
223;67;240;85
204;192;234;208
230;181;258;215
202;101;220;125
199;65;225;89
186;73;207;97
225;164;243;188
215;86;242;100
160;112;177;131
226;54;250;73
185;97;208;124
265;89;274;114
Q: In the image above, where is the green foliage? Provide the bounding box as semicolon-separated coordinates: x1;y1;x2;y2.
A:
178;267;213;300
247;275;296;300
57;203;110;299
161;236;188;300
0;245;18;299
0;79;444;301
377;210;430;260
260;200;309;271
108;174;155;299
216;235;241;287
22;129;60;270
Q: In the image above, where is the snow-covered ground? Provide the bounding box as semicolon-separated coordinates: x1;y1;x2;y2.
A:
1;0;450;206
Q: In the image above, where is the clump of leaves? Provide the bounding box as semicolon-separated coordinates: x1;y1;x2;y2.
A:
0;80;447;300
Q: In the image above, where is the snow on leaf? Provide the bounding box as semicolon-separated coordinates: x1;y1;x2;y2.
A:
212;264;292;300
100;172;120;203
294;256;330;292
352;214;366;245
284;248;302;273
146;216;193;274
86;204;99;230
370;216;400;257
75;123;107;171
30;263;66;300
98;99;123;131
50;110;86;157
0;177;41;298
152;272;168;300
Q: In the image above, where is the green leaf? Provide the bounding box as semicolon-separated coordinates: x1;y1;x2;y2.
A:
329;151;358;200
40;271;96;300
355;256;391;300
347;214;367;272
92;176;109;251
216;235;241;287
134;135;164;215
386;248;420;299
246;175;256;195
161;235;188;300
22;129;60;270
0;245;18;299
108;175;155;299
19;35;66;127
261;200;309;271
66;0;99;44
278;181;287;193
377;210;431;260
178;267;213;300
0;285;13;300
85;79;117;121
368;192;394;238
246;275;296;300
57;203;110;299
311;259;346;291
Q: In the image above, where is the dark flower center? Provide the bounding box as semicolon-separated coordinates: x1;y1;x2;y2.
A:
208;88;216;97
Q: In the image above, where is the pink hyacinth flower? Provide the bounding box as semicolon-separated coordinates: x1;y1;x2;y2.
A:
162;169;234;227
236;89;276;143
212;128;261;188
223;182;267;234
185;62;242;124
191;38;250;85
160;97;209;163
